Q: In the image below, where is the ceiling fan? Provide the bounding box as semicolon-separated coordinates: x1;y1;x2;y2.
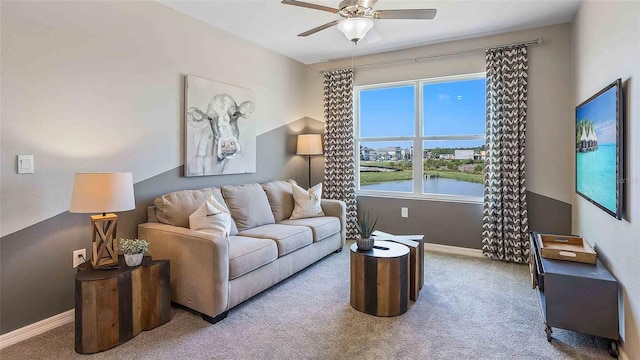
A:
281;0;437;43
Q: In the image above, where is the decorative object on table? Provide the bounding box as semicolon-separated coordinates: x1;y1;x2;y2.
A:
296;134;323;188
185;75;256;177
353;211;379;251
70;172;135;269
535;233;597;264
575;78;624;220
119;238;149;267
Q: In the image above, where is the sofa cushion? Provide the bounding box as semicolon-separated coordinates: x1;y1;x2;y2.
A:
188;195;232;236
154;187;218;228
228;236;278;280
261;180;294;222
238;224;312;257
278;216;340;243
222;183;275;232
289;182;324;220
155;187;238;235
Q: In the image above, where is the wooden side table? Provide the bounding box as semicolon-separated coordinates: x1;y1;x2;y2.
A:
75;256;171;354
350;241;410;317
373;231;424;300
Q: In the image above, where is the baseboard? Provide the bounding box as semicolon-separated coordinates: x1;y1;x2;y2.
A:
619;347;629;360
424;243;485;258
0;309;74;350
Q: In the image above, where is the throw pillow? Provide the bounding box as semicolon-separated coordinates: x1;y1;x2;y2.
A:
261;180;295;222
289;181;325;220
189;195;232;236
221;183;275;232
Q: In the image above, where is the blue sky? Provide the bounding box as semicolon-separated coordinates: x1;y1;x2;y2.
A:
576;86;617;144
359;78;486;150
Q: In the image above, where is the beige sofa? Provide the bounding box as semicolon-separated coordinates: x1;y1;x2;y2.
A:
138;180;346;323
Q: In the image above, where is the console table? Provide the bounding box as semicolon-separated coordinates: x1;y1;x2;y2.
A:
75;256;171;354
529;232;619;357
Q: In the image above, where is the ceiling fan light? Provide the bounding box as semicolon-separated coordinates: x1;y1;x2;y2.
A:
337;17;374;43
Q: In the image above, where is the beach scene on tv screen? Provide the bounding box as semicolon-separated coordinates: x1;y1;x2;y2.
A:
576;86;617;214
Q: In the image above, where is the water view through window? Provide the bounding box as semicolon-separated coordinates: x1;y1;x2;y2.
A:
357;76;486;198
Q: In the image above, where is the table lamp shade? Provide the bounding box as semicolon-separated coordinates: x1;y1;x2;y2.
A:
296;134;323;156
70;172;135;214
70;172;135;269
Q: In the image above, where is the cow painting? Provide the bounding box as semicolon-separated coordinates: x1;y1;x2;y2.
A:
185;76;256;176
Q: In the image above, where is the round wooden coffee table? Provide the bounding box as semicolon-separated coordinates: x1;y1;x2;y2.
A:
350;241;410;317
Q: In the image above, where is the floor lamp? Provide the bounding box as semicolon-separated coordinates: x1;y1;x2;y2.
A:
70;172;135;269
296;134;323;188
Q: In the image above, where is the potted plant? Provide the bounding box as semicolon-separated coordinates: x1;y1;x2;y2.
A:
352;211;379;251
119;238;149;267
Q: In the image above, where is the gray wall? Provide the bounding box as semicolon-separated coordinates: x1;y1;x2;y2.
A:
357;191;571;249
0;118;319;334
572;2;640;357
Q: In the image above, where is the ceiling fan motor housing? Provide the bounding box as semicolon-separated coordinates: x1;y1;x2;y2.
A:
338;0;373;18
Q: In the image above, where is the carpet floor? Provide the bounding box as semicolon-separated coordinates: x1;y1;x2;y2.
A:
1;246;613;359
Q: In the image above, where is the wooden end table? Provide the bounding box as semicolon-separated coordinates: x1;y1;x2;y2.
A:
373;230;424;301
75;256;171;354
350;241;410;317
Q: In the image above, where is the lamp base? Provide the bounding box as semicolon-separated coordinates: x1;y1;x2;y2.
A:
90;213;120;269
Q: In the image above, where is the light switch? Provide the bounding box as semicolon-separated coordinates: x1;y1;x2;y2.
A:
18;155;34;174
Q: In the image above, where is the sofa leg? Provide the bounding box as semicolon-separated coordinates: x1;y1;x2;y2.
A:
201;311;228;324
334;247;343;253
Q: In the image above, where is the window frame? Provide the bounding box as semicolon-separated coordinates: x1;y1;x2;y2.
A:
354;72;486;204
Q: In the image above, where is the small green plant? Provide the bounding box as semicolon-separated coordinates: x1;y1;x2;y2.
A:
119;238;149;255
352;212;380;239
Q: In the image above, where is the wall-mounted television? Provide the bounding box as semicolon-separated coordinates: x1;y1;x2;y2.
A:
575;79;624;220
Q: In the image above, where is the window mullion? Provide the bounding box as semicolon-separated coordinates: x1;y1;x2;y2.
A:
354;87;360;191
413;81;422;195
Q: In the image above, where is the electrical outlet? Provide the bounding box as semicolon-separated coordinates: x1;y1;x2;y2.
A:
401;207;408;218
73;249;86;268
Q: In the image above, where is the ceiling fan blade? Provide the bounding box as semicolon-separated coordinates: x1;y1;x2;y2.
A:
365;27;382;43
373;9;437;20
358;0;378;8
297;20;341;37
281;0;339;14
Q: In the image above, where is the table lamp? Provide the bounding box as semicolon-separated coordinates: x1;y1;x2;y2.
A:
296;134;323;188
70;172;135;269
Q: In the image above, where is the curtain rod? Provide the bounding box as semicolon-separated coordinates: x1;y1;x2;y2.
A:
319;37;543;74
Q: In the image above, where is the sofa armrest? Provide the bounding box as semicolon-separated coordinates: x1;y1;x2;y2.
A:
321;199;346;247
138;223;229;318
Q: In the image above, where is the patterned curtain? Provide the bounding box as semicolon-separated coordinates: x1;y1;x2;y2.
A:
482;44;530;264
323;69;358;240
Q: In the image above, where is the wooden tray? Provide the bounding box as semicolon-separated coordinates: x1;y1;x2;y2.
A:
536;234;597;264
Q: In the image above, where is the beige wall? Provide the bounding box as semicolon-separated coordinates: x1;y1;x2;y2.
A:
572;2;640;358
0;1;309;237
306;23;575;205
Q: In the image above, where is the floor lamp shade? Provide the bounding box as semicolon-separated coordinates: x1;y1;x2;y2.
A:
70;172;135;269
296;134;323;156
296;134;323;188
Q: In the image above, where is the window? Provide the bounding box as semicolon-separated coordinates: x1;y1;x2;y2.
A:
355;73;486;202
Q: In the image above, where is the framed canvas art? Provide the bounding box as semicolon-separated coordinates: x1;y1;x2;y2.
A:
185;75;256;176
575;79;624;219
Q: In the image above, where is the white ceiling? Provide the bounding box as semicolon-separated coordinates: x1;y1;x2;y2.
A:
158;0;580;64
